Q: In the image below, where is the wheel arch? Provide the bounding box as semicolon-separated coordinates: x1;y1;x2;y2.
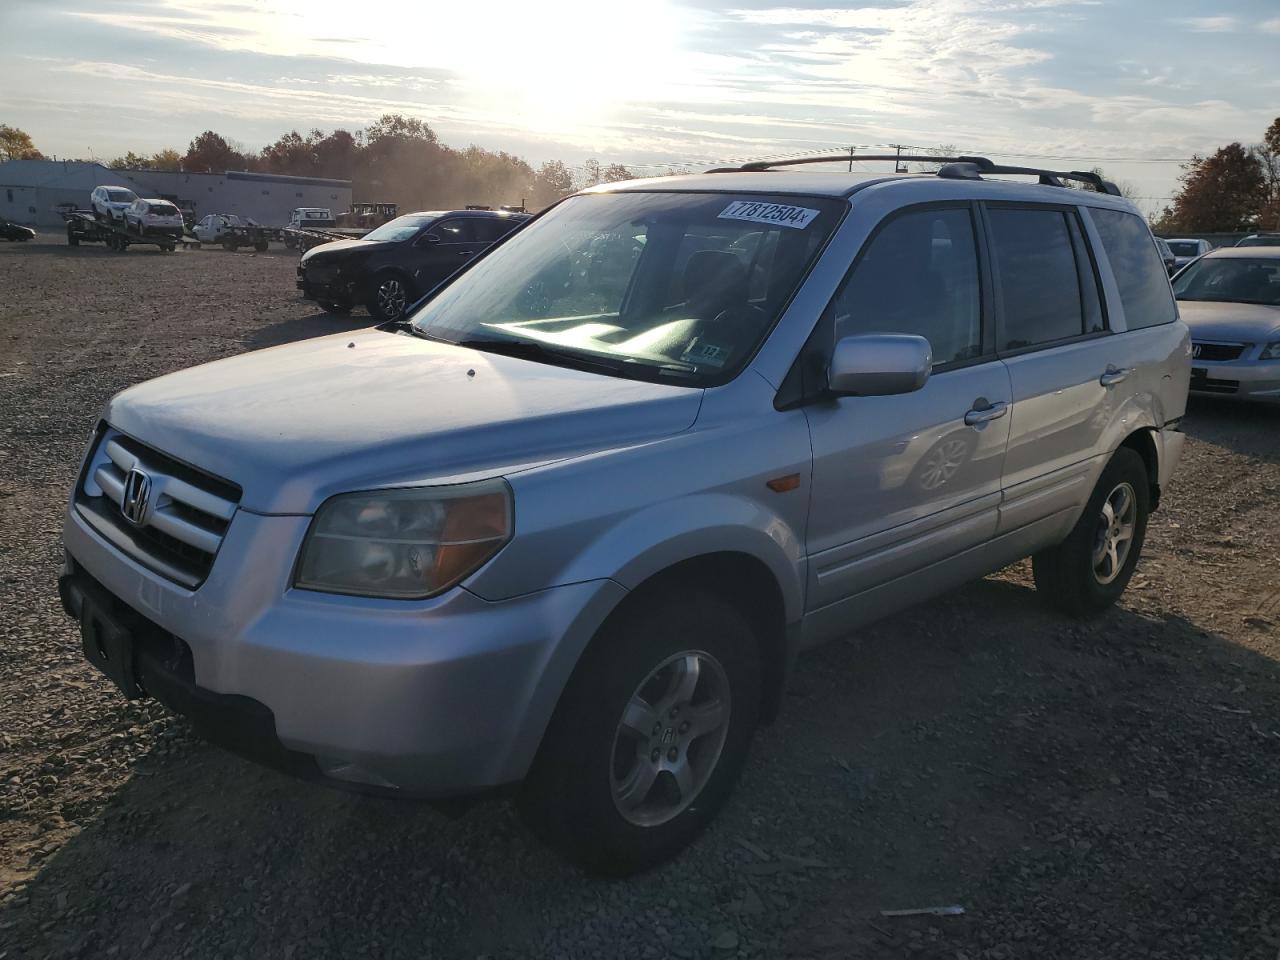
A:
1118;427;1161;511
604;551;793;725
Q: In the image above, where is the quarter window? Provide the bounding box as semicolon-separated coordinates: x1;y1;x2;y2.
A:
1089;208;1177;330
831;207;983;367
988;208;1086;350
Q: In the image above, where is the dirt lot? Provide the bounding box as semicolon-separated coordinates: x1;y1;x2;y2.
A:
3;233;1280;960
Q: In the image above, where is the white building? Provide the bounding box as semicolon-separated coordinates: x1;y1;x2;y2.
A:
0;160;351;228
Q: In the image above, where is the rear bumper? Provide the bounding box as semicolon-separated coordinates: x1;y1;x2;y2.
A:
139;225;184;239
61;501;626;797
1189;360;1280;403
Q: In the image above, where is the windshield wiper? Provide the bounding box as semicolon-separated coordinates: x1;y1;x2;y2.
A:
454;336;702;382
452;336;634;373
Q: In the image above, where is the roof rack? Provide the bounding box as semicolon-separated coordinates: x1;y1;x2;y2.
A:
704;153;1123;197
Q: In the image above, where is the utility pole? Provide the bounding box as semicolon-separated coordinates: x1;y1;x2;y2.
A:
893;143;907;173
848;146;855;173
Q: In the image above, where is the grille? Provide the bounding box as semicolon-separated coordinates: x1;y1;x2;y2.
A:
305;261;338;283
1190;371;1239;395
76;427;241;588
1191;341;1247;362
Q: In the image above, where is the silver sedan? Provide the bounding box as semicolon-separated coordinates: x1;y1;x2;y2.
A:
1175;247;1280;402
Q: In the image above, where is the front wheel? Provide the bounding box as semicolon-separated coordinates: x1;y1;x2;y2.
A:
519;590;761;875
368;274;412;322
1033;446;1150;617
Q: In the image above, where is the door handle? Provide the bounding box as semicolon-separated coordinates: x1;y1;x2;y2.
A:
1099;367;1132;387
964;401;1008;426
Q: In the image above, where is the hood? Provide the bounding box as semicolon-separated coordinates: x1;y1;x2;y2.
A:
1177;300;1280;343
300;238;390;261
105;329;703;514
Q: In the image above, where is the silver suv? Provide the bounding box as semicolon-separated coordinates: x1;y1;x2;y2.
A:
59;154;1190;874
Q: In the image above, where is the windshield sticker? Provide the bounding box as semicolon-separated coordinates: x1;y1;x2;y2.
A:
681;340;730;368
718;200;820;230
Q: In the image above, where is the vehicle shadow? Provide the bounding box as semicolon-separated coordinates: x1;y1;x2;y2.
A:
1183;396;1280;462
4;573;1279;959
248;310;373;349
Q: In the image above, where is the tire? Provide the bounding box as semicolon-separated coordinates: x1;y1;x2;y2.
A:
67;229;79;247
318;301;352;315
254;240;269;252
162;243;175;253
367;273;413;322
222;239;237;252
519;589;762;875
1032;446;1150;618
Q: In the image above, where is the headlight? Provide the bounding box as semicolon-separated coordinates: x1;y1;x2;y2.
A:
295;480;512;599
1261;342;1280;360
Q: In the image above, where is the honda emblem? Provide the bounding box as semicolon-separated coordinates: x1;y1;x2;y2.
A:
121;468;152;525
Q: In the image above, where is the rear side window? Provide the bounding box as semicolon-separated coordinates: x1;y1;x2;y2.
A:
472;218;523;242
1089;208;1176;330
832;206;983;367
988;208;1089;351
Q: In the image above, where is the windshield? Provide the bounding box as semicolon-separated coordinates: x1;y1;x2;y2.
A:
1172;258;1280;306
409;192;845;383
1167;241;1199;256
363;214;437;242
148;203;178;215
107;190;136;202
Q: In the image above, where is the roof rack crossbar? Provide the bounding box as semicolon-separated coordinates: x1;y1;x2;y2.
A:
704;153;1122;196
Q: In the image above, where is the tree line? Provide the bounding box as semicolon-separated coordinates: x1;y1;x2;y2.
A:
1152;117;1280;233
0;116;636;212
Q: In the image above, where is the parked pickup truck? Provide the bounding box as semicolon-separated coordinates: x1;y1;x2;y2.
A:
59;153;1188;876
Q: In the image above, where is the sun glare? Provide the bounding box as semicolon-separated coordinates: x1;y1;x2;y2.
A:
265;0;686;125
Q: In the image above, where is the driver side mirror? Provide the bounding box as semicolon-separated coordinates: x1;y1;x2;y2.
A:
827;333;932;397
418;233;441;246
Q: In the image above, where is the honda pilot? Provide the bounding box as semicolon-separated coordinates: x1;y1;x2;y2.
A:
60;155;1189;875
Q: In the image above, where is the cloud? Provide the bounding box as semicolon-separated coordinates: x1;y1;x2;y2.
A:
1172;16;1237;32
1261;18;1280;34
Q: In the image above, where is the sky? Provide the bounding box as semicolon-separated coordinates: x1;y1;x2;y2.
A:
2;0;1278;215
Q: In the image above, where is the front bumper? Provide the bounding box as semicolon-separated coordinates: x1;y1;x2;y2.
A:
296;264;358;304
1190;359;1280;403
62;501;625;796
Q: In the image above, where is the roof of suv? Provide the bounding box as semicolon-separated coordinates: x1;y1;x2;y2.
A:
1202;246;1280;260
584;169;1136;211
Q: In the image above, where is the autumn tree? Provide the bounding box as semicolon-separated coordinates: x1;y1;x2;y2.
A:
108;151;150;170
150;149;183;171
1255;117;1280;231
0;124;43;161
260;130;314;177
529;160;575;209
1169;143;1266;232
183;131;253;174
601;163;634;183
311;129;361;180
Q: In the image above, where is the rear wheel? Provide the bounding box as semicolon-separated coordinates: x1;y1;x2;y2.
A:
67;227;79;247
254;240;269;252
368;274;413;322
222;239;237;252
1033;447;1149;617
519;590;761;875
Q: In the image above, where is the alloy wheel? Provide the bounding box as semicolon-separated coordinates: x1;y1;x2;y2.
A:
1092;481;1137;585
610;650;731;828
377;278;407;319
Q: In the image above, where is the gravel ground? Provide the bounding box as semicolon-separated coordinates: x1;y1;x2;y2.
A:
3;232;1280;960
